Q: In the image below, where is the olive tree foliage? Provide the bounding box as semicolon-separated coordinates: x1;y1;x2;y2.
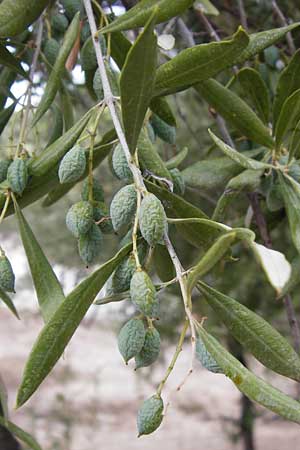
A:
1;0;300;445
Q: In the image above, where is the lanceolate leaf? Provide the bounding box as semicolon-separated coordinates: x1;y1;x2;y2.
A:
195;0;219;16
273;50;300;129
237;67;270;124
0;374;8;421
0;0;50;38
13;199;65;322
0;101;17;136
187;232;237;290
101;0;194;33
289;118;300;161
32;13;80;126
196;80;274;148
197;326;300;424
120;11;157;154
208;130;272;170
0;416;42;450
235;23;300;65
154;28;249;96
138;129;171;180
0;44;28;79
275;89;300;148
16;243;132;408
166;147;188;169
197;282;300;381
278;172;300;255
0;286;19;319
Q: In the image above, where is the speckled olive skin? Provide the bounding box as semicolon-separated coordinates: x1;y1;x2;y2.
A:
137;395;164;436
195;338;223;374
58;145;86;184
112;144;133;181
130;270;158;318
66;201;93;238
81;178;105;203
7;158;28;195
139;194;167;246
0;255;15;292
0;159;11;183
150;114;176;144
117;317;146;363
135;327;160;369
110;184;137;232
78;224;103;266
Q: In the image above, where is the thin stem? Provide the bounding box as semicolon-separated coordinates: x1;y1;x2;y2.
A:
0;192;11;225
17;19;44;156
88;103;106;202
83;0;196;393
157;319;189;396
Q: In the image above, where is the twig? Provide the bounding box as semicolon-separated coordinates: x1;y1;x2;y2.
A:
176;17;195;47
272;1;296;54
17;18;44;156
248;192;300;353
83;0;195;391
195;9;220;42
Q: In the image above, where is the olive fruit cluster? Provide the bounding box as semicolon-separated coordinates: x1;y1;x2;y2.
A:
58;143;113;263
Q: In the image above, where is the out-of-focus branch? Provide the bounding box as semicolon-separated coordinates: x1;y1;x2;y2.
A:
272;1;296;54
237;0;248;31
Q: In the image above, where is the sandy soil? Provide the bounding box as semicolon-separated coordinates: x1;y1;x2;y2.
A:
1;307;300;450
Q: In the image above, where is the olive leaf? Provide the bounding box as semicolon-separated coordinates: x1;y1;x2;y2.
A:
138;128;171;180
32;12;80;126
250;242;291;294
208;130;272;170
0;101;17;136
235;23;300;65
0;0;50;38
13;198;65;322
101;0;194;33
16;243;132;408
289;118;300;161
46;104;64;147
275;88;300;149
155;27;249;96
196;80;274;148
278;172;300;255
166;147;188;170
0;44;28;78
197;326;300;424
187;232;237;290
120;10;157;154
0;416;42;450
194;0;219;16
0;67;17;109
0;286;19;319
212;169;263;220
0;374;8;421
273;49;300;129
197;282;300;380
150;97;177;127
237;67;270;124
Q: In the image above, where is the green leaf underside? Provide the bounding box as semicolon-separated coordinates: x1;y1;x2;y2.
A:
237;67;270;124
13;199;65;322
196;79;274;148
120;10;157;154
197;282;300;381
278;173;300;255
275;88;300;148
16;243;132;408
101;0;194;33
155;28;249;96
197;326;300;424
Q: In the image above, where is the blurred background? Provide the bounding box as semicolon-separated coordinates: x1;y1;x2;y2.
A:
1;1;300;449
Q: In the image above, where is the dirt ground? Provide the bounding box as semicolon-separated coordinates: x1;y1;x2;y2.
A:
1;306;300;450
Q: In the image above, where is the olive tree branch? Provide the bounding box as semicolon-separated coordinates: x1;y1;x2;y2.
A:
83;0;196;387
272;1;296;54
